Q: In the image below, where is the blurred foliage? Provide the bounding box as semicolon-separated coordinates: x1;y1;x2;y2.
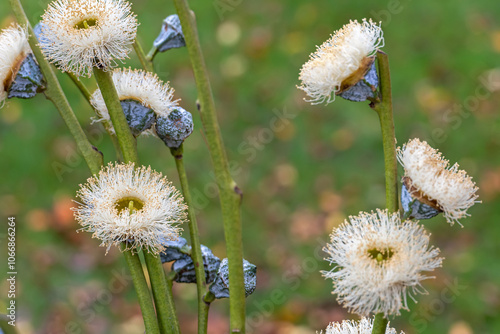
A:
1;0;500;333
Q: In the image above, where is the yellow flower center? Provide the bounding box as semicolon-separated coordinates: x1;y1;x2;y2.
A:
368;248;394;263
74;19;98;30
115;197;144;214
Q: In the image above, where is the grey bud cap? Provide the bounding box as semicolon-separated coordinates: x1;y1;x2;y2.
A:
160;237;190;263
153;15;186;52
155;107;194;148
209;258;257;299
120;99;156;137
7;53;44;99
401;183;441;220
171;245;221;284
339;61;378;102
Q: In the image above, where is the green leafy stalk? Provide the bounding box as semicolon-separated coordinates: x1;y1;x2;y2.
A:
92;67;138;164
134;39;154;72
170;145;208;334
9;0;102;174
122;247;161;334
144;252;181;334
370;51;397;334
171;1;246;331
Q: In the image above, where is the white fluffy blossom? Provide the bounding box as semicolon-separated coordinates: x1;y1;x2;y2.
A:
0;24;31;103
73;163;187;254
318;317;403;334
323;209;442;317
40;0;137;77
397;138;480;225
298;19;384;104
90;68;178;134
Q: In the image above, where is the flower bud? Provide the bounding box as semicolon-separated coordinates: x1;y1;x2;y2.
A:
120;99;156;137
153;15;186;53
155;107;194;148
171;245;221;284
159;236;190;263
209;258;257;299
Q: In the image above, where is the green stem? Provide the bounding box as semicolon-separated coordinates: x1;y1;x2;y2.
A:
9;0;102;174
170;145;208;334
66;71;92;101
92;67;138;164
371;313;388;334
370;51;396;334
134;39;154;72
371;51;398;214
144;252;181;334
146;46;159;63
172;1;246;332
122;247;161;334
66;71;123;161
200;292;216;333
98;55;178;333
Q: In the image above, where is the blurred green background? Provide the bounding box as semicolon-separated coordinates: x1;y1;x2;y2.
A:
1;0;499;332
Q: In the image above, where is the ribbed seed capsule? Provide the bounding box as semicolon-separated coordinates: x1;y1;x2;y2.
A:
209;258;257;299
155;107;194;148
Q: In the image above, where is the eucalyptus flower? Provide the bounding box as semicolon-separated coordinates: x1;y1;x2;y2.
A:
323;209;443;317
40;0;138;77
90;68;178;136
397;138;480;225
73;162;187;254
298;19;384;104
319;318;403;334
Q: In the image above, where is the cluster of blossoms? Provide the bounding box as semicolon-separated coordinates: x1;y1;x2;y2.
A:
28;0;196;252
1;0;482;329
298;19;480;334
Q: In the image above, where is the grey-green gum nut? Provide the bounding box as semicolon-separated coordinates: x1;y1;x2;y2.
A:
7;53;44;99
153;14;186;52
339;61;379;102
155;107;194;148
401;183;441;220
171;244;221;284
120;99;156;137
209;258;257;299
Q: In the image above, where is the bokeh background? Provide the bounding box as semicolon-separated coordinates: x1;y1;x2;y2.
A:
1;0;499;333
